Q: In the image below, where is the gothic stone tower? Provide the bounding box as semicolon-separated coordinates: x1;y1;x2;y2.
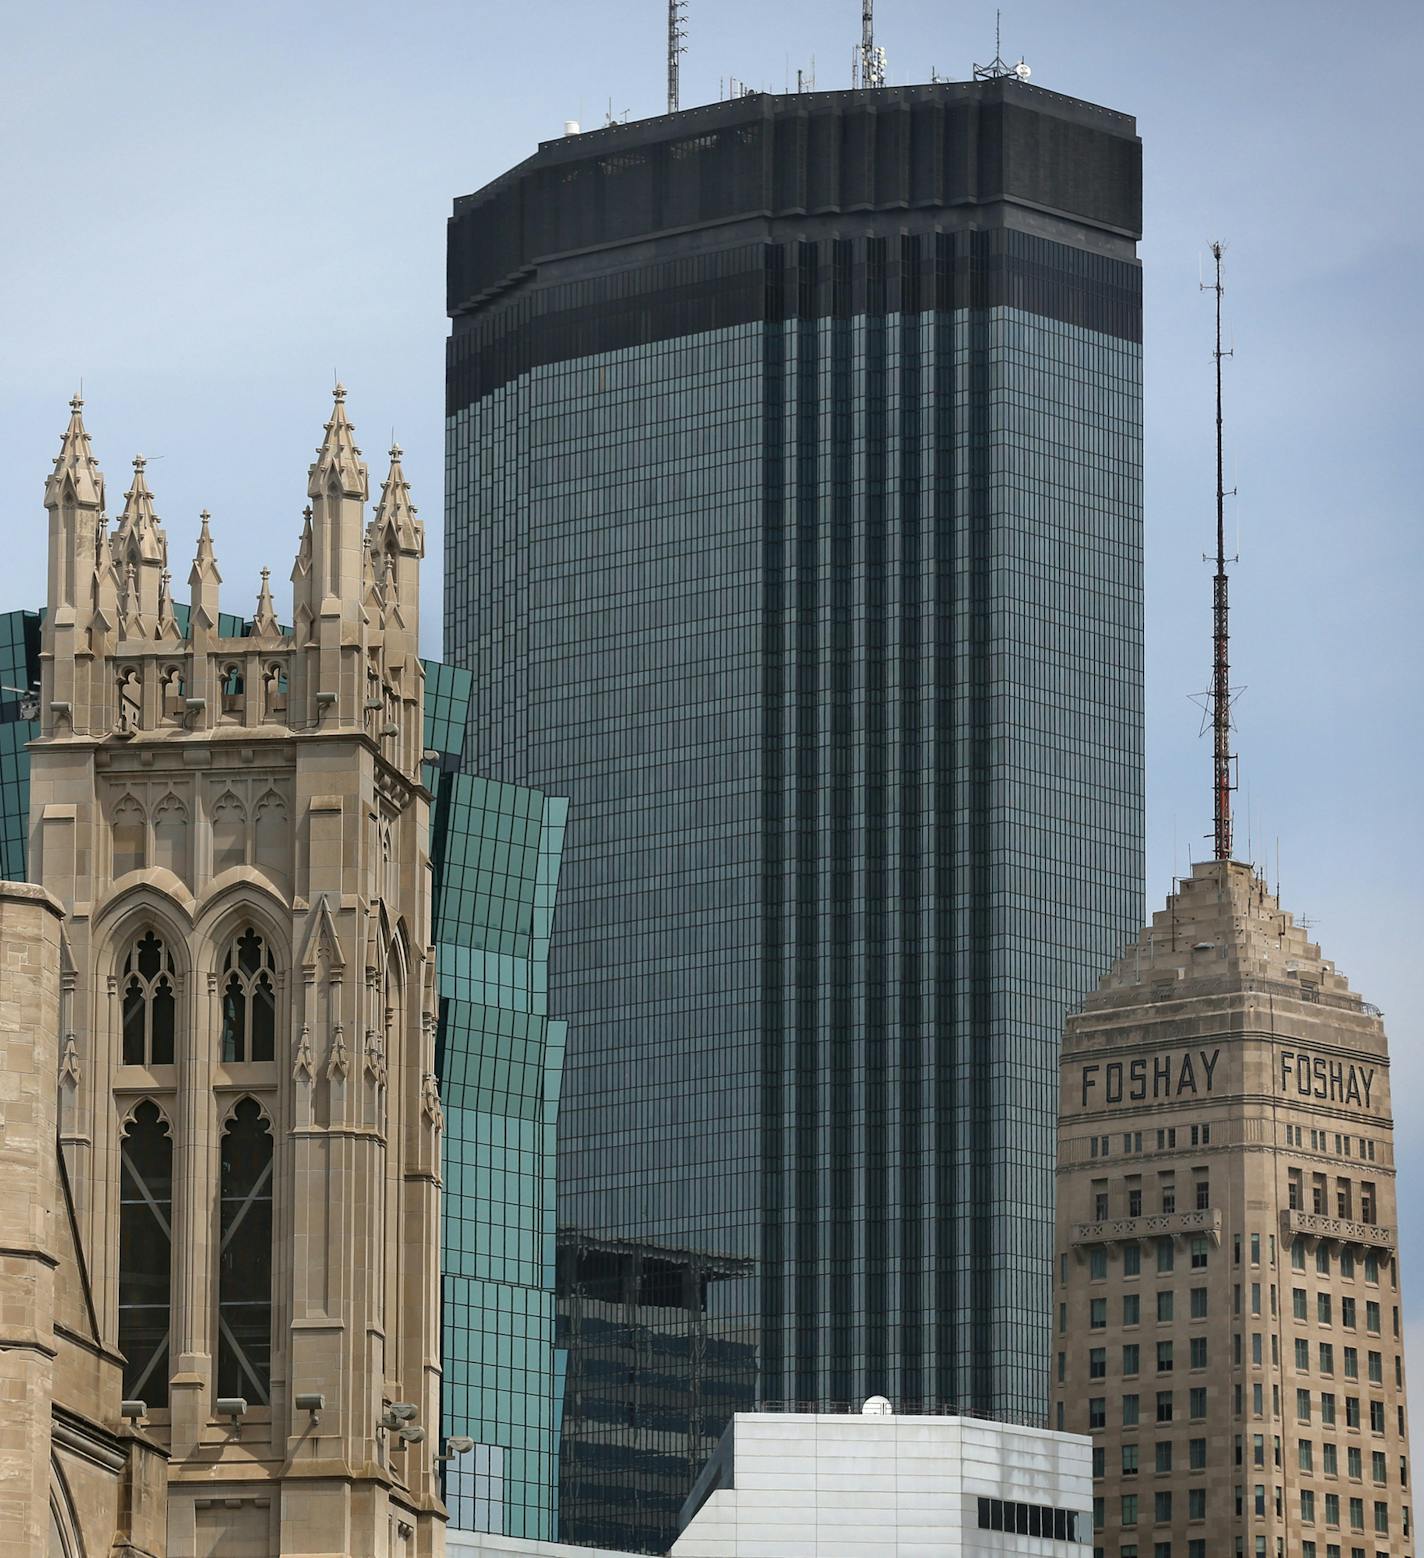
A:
20;390;446;1557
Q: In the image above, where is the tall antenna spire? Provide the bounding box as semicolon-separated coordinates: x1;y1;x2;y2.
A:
667;0;687;114
856;0;886;88
1205;241;1236;861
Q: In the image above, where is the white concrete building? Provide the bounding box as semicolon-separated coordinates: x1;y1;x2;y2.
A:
449;1411;1092;1558
670;1412;1092;1558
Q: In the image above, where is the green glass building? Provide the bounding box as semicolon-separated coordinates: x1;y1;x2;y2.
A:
426;661;570;1538
0;613;569;1541
446;80;1145;1551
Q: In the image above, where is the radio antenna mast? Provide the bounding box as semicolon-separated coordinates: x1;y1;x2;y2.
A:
668;0;687;114
857;0;886;88
1204;241;1236;861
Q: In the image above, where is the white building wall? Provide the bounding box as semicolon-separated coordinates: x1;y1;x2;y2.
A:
671;1414;1092;1558
448;1413;1092;1558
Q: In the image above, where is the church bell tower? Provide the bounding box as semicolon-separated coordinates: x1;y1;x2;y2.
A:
22;389;446;1557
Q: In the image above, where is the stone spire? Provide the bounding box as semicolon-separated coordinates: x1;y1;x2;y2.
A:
369;442;423;662
113;457;168;632
290;506;315;645
187;511;221;635
369;443;423;556
156;570;181;642
306;385;369;617
251;567;280;640
42;396;108;732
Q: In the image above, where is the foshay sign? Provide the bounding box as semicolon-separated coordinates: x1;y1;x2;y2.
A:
1079;1049;1221;1109
1279;1050;1376;1110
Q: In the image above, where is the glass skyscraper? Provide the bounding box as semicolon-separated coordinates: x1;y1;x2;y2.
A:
445;77;1144;1553
427;661;570;1539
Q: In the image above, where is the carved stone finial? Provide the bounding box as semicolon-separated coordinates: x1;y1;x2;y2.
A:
326;1024;349;1080
420;1071;444;1131
293;1023;314;1083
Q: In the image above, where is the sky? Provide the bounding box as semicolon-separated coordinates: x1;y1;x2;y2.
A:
3;0;1422;1419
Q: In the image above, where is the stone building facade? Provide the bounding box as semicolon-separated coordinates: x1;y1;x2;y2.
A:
1056;858;1413;1558
4;390;448;1556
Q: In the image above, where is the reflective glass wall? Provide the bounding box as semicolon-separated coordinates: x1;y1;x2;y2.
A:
427;663;570;1540
447;222;1145;1552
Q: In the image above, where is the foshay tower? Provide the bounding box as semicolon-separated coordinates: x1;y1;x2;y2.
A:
3;391;447;1556
1055;253;1413;1558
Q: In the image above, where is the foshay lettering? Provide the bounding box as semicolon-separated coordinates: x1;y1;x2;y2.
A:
1279;1051;1374;1109
1080;1049;1221;1110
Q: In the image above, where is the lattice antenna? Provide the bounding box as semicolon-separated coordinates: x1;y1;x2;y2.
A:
856;0;886;88
1203;242;1238;860
667;0;688;114
974;8;1032;82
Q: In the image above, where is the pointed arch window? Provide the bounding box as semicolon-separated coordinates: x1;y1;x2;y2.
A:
217;1099;273;1404
118;1101;172;1406
121;931;176;1066
219;928;276;1063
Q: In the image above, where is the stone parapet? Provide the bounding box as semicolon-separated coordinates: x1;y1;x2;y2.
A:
1281;1207;1395;1251
1071;1207;1222;1249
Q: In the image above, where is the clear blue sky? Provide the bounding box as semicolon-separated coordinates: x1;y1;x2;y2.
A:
3;0;1421;1410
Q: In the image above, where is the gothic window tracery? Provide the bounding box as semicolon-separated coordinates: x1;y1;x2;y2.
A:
118;1101;173;1406
220;662;245;720
121;931;176;1066
152;793;189;882
261;661;287;720
219;928;276;1064
253;790;289;882
212;791;246;874
112;795;147;877
160;664;185;722
216;1098;273;1404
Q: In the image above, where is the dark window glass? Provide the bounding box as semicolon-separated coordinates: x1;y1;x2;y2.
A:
120;931;177;1067
219;929;277;1065
118;1101;172;1406
217;1098;273;1403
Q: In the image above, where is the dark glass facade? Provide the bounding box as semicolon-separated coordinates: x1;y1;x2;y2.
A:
444;78;1146;1554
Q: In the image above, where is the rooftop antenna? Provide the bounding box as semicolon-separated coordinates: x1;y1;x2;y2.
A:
855;0;886;88
974;9;1031;82
1202;242;1238;862
667;0;687;114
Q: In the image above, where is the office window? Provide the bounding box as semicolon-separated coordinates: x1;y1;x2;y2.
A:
1092;1298;1108;1329
1125;1293;1141;1325
1124;1394;1141;1426
1124;1343;1141;1375
1189;1387;1207;1419
1190;1286;1207;1319
1090;1348;1107;1379
1156;1392;1173;1423
1157;1240;1175;1274
1157;1341;1173;1373
1125;1245;1142;1278
1155;1442;1173;1473
1299;1389;1313;1423
1158;1291;1174;1322
1189;1438;1206;1469
1190;1337;1207;1369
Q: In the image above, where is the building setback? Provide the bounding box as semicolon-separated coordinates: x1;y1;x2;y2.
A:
1056;859;1414;1558
446;78;1145;1550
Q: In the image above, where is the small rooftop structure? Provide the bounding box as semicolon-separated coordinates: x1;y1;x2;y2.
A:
673;1410;1093;1556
